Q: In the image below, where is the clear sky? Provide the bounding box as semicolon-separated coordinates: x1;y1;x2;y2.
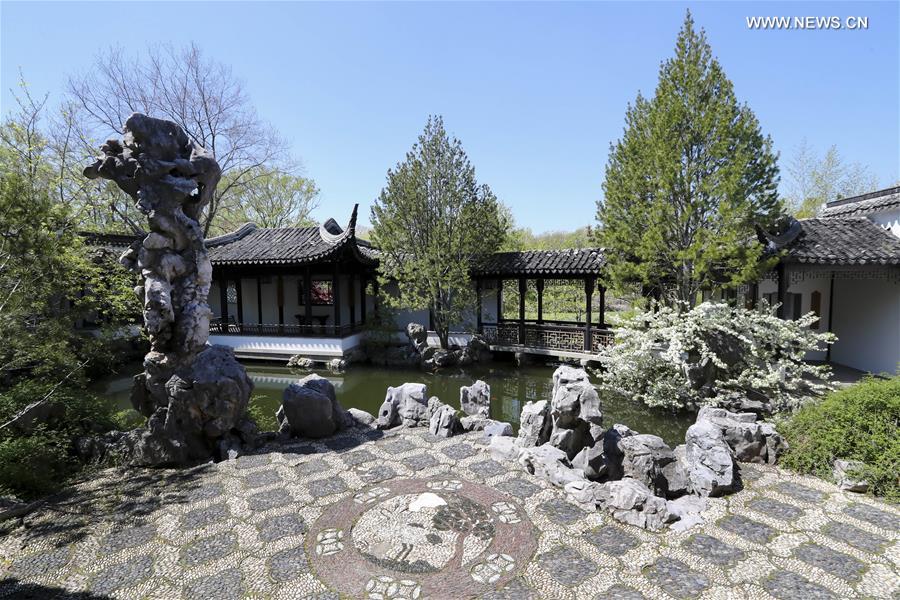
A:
2;1;898;232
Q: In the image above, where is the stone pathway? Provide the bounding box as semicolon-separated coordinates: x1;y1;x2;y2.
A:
1;427;898;599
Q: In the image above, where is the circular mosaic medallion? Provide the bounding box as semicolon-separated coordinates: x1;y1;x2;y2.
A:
307;478;537;598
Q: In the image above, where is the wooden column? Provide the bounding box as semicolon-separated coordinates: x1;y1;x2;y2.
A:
496;279;503;322
776;263;787;320
598;283;606;328
518;277;526;344
360;275;367;324
304;266;312;329
256;277;263;324
584;277;595;351
276;274;285;329
475;278;483;333
332;262;341;333
372;278;380;319
826;271;836;363
235;277;244;332
348;273;356;327
536;278;544;324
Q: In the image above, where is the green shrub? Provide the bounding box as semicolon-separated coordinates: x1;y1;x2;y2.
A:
112;408;146;430
0;381;121;499
0;429;77;499
247;397;278;432
779;376;900;502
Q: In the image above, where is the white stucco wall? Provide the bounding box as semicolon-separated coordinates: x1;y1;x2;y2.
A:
830;275;900;375
209;332;365;358
869;207;900;238
757;268;832;362
758;266;900;374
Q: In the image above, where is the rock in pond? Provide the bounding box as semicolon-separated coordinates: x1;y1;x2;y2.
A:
278;374;345;439
377;382;429;428
460;380;491;417
429;403;462;438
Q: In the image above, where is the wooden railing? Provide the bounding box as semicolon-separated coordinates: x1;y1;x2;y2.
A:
481;321;614;354
209;320;362;338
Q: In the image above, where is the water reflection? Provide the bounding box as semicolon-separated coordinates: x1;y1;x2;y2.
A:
96;362;694;446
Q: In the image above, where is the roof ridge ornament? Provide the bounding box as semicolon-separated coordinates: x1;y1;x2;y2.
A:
205;222;258;246
319;203;359;245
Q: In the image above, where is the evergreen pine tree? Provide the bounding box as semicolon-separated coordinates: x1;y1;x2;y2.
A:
597;11;783;305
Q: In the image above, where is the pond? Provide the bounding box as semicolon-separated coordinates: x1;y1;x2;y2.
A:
95;361;695;446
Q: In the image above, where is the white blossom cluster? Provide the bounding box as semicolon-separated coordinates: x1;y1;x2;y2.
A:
597;301;836;412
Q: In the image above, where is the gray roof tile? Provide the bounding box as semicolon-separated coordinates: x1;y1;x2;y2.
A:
473;248;605;277
778;218;900;265
820;186;900;217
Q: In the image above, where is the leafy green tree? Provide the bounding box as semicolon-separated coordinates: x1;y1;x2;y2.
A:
214;166;320;233
371;116;506;348
0;90;139;386
0;92;140;498
597;11;783;305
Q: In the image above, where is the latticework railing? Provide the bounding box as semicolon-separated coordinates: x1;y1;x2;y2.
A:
482;322;614;354
209;321;361;338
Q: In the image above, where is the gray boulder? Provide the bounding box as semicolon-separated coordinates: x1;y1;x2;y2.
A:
576;478;675;532
489;436;522;462
406;322;428;351
347;408;376;427
460;415;489;431
429;403;462;438
832;459;869;493
683;420;736;497
287;355;315;369
278;374;343;439
377;383;429;428
602;424;636;480
661;444;690;498
483;420;513;439
460;380;491;417
564;479;607;507
616;434;675;496
517;444;584;488
548;366;603;459
516;400;552;447
571;443;606;480
666;495;708;532
600;479;675;532
697;406;786;464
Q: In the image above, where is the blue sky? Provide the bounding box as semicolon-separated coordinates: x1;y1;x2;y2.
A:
2;1;898;232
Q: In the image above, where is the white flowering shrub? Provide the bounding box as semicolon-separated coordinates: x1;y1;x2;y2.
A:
597;301;836;412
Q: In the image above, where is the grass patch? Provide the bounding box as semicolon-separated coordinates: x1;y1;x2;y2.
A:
779;376;899;502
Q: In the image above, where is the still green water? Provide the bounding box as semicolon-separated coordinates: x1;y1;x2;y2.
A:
96;362;694;446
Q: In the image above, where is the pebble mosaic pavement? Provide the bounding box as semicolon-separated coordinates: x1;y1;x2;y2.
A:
1;427;898;599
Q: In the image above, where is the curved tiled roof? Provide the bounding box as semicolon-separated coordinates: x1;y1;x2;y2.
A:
205;205;376;266
775;218;900;265
820;186;900;218
472;248;605;277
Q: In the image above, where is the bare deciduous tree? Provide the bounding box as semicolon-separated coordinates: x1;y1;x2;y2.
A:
785;139;880;218
67;43;293;235
216;166;319;232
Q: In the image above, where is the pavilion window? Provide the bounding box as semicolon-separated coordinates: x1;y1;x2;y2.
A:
810;290;822;329
225;281;238;304
298;279;334;305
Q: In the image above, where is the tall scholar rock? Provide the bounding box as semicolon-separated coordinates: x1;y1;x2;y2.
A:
84;113;253;466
